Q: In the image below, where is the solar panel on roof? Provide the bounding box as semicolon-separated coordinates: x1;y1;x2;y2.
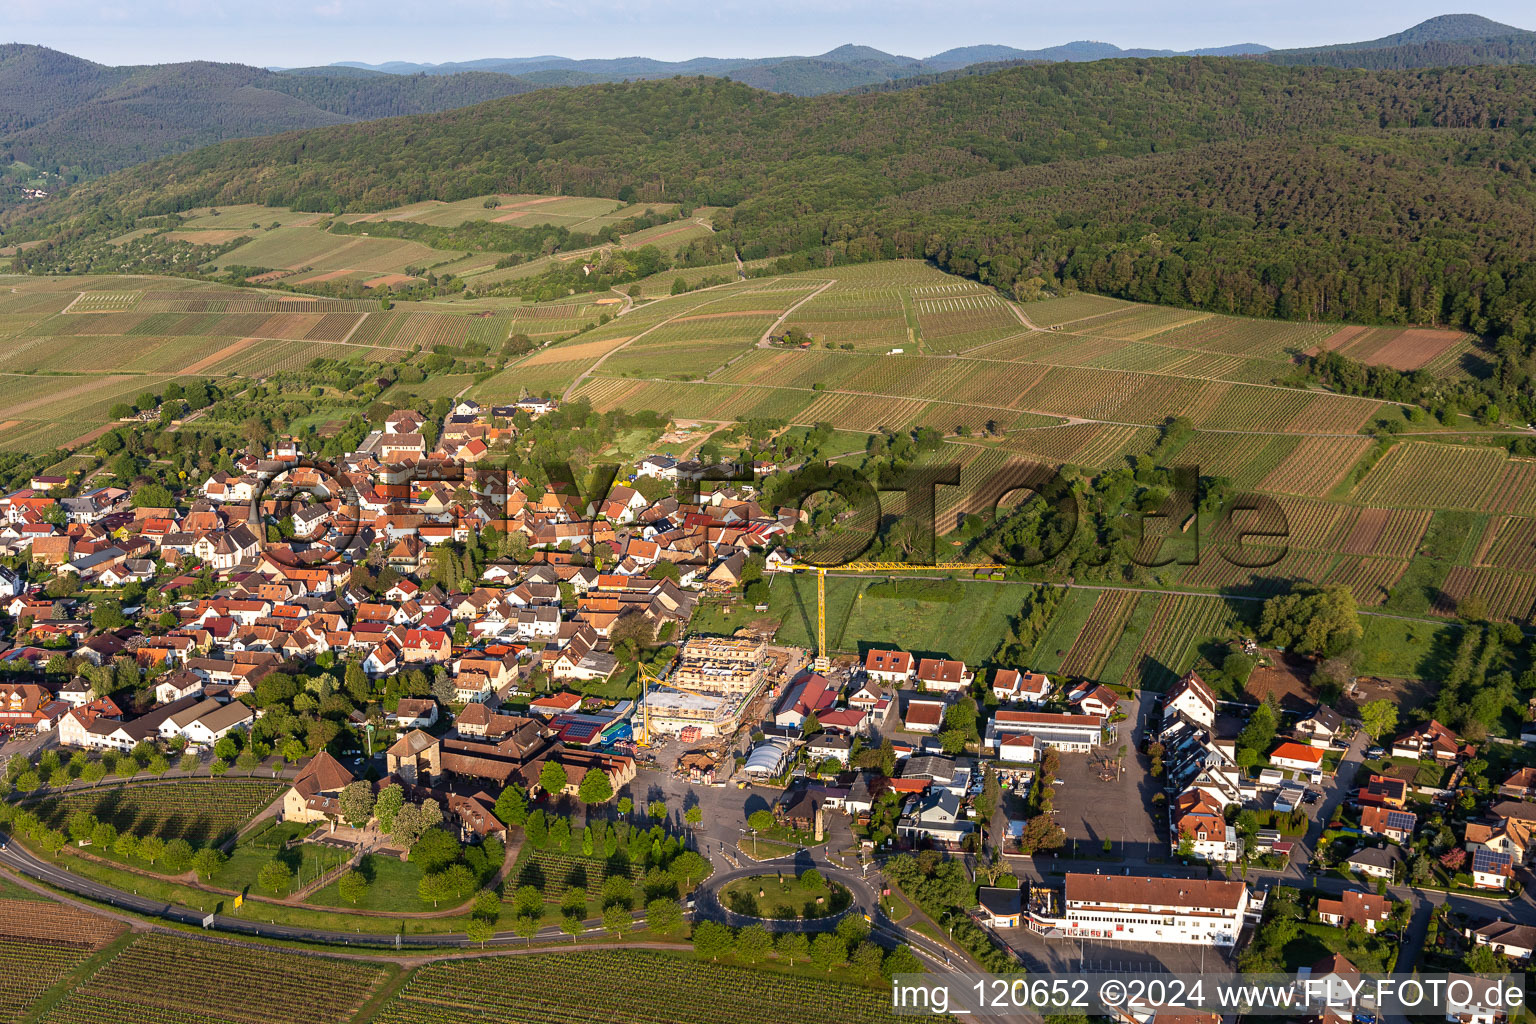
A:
1385;810;1417;832
1473;848;1512;873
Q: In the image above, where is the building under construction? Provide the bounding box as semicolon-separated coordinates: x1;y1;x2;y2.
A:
670;636;770;695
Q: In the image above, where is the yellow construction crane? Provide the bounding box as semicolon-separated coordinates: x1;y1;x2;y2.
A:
778;561;1008;671
634;659;723;747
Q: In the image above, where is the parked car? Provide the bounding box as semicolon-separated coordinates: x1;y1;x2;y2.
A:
1366;746;1385;759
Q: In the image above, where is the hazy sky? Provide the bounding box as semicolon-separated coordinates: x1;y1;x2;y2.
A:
7;1;1533;66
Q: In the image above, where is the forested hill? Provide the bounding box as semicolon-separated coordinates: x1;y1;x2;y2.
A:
13;60;1536;346
1260;13;1536;69
0;45;545;178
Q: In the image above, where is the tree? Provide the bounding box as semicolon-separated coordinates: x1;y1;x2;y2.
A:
1237;701;1278;760
1258;584;1362;656
192;848;223;880
162;838;194;872
1466;943;1503;973
90;821;118;850
338;780;375;828
373;784;404;833
560;914;585;942
736;923;772;963
577;768;613;805
747;809;774;832
418;871;453;907
338;870;370;905
648;800;667;822
692;920;735;961
410;827;461;874
474;889;502;921
810;931;846;972
801;710;822;737
602;903;631;939
617;796;633;817
684;805;702;828
495;784;529;825
258;858;292;894
850;940;884;979
538;759;569;797
646;897;683;936
778;931;810;965
513;914;540;946
465;917;494;948
137;835;165;865
800;867;823;889
881;944;923;979
1360;699;1398;741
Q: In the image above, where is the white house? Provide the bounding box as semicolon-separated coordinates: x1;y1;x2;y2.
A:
388;698;439;729
916;658;973;694
180;701;254;747
863;649;915;686
1270;741;1325;773
1071;683;1119;719
1163;671;1217;730
992;668;1051;705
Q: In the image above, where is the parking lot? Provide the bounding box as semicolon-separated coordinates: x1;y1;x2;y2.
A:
1002;927;1239;974
1049;694;1165;860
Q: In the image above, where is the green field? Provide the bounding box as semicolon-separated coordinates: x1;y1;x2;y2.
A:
695;573;1026;664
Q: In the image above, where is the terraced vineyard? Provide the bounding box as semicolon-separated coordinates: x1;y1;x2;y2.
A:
373;950;907;1024
26;779;283;848
39;934;388;1024
1349;442;1510;510
0;898;125;1022
1114;594;1239;690
1059;590;1140;680
515;845;643;904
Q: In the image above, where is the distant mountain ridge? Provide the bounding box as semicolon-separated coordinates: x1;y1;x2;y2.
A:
1261;13;1536;68
0;43;546;179
326;39;1274;83
7;15;1536;192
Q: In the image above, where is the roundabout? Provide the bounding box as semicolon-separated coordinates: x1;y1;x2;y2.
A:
716;870;853;921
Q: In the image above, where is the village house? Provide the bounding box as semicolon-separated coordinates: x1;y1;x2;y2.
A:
916;658;973;695
1466;918;1536;963
991;668;1051;705
1269;741;1324;774
1295;704;1345;747
903;697;947;734
1345;845;1405;881
1317;890;1393;933
1472;848;1516;890
1359;805;1418;844
1392;719;1460;762
280;752;356;823
1171;788;1239;863
1070;683;1119;718
863;649;915;686
773;673;837;729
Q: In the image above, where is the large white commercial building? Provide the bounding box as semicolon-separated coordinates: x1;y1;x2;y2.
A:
1029;874;1250;946
986;710;1104;753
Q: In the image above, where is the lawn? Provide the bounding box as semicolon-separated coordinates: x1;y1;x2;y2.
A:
209;820;346;894
1354;616;1460;681
308;852;426;911
748;573;1026;664
717;872;851;919
736;837;799;861
880;891;913;922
